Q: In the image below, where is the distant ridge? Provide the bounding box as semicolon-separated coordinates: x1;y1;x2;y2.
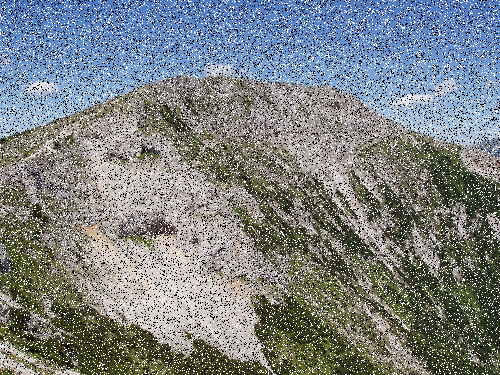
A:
478;137;500;158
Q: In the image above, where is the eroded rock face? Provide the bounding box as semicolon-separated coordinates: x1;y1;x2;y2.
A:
0;112;283;368
0;90;417;370
488;213;500;240
80;225;272;366
412;226;440;274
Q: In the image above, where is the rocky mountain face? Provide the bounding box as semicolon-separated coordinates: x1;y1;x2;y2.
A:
0;76;499;375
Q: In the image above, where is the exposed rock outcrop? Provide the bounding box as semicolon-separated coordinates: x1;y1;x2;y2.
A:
0;244;12;274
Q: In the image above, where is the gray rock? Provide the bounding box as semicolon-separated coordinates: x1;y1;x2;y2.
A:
116;214;177;239
0;303;9;324
0;244;12;273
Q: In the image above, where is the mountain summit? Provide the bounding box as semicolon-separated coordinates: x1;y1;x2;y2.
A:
0;76;499;375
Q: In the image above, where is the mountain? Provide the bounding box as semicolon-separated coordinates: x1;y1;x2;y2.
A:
478;138;500;158
0;76;499;375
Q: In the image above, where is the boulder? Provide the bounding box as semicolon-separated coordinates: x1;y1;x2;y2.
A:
0;303;9;324
0;244;12;273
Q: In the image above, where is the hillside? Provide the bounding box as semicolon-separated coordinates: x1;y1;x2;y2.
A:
0;76;499;374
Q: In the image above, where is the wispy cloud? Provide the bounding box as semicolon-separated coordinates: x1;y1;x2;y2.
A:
204;64;234;77
391;79;461;107
0;57;10;66
391;94;435;107
433;79;460;96
24;81;59;96
482;78;500;88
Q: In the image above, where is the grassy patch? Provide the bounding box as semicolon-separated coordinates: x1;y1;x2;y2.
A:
138;151;160;160
254;294;391;375
125;235;154;249
355;135;500;373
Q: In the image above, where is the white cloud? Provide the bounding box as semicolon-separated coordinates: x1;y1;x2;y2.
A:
24;81;59;96
433;79;460;96
204;64;234;77
482;78;500;88
391;94;435;107
0;57;10;66
391;79;461;108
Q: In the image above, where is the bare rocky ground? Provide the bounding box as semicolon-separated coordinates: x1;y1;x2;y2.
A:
461;145;500;183
74;114;284;367
0;111;286;369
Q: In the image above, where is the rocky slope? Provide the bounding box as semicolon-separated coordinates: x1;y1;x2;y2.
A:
0;76;499;374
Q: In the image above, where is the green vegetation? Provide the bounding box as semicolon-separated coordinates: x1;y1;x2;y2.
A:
348;172;381;221
52;134;76;151
0;298;270;375
115;157;129;164
242;95;254;111
254;295;392;375
141;92;500;373
144;101;189;133
31;203;50;224
0;185;87;319
354;135;500;373
138;150;160;160
125;235;154;249
50;303;269;375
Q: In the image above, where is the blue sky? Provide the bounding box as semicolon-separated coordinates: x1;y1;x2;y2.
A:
0;0;499;145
